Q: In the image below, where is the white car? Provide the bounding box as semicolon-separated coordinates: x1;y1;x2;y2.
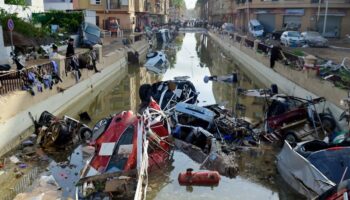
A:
280;31;305;47
248;19;264;37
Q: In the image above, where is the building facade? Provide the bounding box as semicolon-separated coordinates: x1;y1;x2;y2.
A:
0;0;45;19
43;0;74;11
209;0;234;23
75;0;169;33
204;0;350;38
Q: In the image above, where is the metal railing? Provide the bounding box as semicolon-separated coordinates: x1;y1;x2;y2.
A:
1;167;40;200
64;51;93;75
0;62;53;95
257;43;270;54
1;50;92;96
236;35;242;43
245;38;254;48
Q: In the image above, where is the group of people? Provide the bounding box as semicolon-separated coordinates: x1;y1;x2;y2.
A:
51;38;100;75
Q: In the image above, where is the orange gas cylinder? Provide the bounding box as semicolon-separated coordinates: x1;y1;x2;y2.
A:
178;168;221;186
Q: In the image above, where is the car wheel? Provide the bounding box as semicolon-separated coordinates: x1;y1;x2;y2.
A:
79;127;93;141
320;115;336;134
284;131;299;146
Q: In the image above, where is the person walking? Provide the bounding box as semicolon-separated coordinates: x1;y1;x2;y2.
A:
49;45;63;83
270;44;281;69
49;44;58;60
89;46;100;73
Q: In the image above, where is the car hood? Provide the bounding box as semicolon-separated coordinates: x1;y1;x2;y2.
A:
289;36;304;40
307;36;327;42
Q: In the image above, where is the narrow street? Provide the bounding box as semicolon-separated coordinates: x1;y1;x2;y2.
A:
1;32;306;200
1;0;350;199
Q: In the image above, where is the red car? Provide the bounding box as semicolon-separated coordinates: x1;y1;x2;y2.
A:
265;95;336;143
81;100;171;177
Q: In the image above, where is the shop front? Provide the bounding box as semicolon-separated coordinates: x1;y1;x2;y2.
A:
316;10;345;38
256;10;276;33
283;9;304;31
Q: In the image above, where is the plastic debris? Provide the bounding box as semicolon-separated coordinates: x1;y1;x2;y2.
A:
39;175;59;187
22;146;36;156
19;163;27;169
9;156;20;164
22;140;34;147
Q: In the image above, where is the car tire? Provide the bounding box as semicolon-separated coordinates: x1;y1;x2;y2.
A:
284;131;299;146
78;127;93;141
319;115;336;134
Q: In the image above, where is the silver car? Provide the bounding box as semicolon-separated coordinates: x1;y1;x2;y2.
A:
301;31;328;47
280;31;305;47
222;23;235;35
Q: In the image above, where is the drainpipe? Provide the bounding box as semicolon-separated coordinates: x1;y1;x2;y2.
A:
322;0;328;36
317;0;321;22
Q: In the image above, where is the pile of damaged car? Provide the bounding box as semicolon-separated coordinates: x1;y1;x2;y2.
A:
275;95;350;200
237;83;350;199
23;73;350;200
73;76;262;199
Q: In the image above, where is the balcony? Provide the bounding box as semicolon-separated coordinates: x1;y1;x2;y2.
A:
109;0;129;10
135;0;145;12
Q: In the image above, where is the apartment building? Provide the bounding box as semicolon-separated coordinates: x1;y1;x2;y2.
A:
205;0;350;38
209;0;234;23
238;0;350;38
44;0;74;11
0;0;44;19
76;0;168;33
75;0;136;32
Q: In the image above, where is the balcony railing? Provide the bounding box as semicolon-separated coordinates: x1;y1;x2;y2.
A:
109;0;129;9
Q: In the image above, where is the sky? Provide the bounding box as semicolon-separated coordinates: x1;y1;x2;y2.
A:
185;0;196;9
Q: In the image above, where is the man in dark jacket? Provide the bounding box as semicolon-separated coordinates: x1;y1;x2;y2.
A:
270;45;281;69
66;38;75;57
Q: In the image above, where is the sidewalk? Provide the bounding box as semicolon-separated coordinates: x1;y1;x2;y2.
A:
209;31;345;116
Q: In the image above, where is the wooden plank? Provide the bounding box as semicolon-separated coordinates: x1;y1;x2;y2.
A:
76;169;137;186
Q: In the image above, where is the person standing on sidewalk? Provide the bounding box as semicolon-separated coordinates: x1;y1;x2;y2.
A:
270;44;281;69
89;46;100;73
66;38;75;57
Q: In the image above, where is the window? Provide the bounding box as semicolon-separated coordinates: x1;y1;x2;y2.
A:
90;0;101;4
96;16;100;27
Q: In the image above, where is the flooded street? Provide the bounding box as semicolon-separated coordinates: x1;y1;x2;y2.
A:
2;33;304;200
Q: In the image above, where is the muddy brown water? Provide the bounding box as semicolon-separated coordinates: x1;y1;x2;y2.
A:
1;33;304;200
